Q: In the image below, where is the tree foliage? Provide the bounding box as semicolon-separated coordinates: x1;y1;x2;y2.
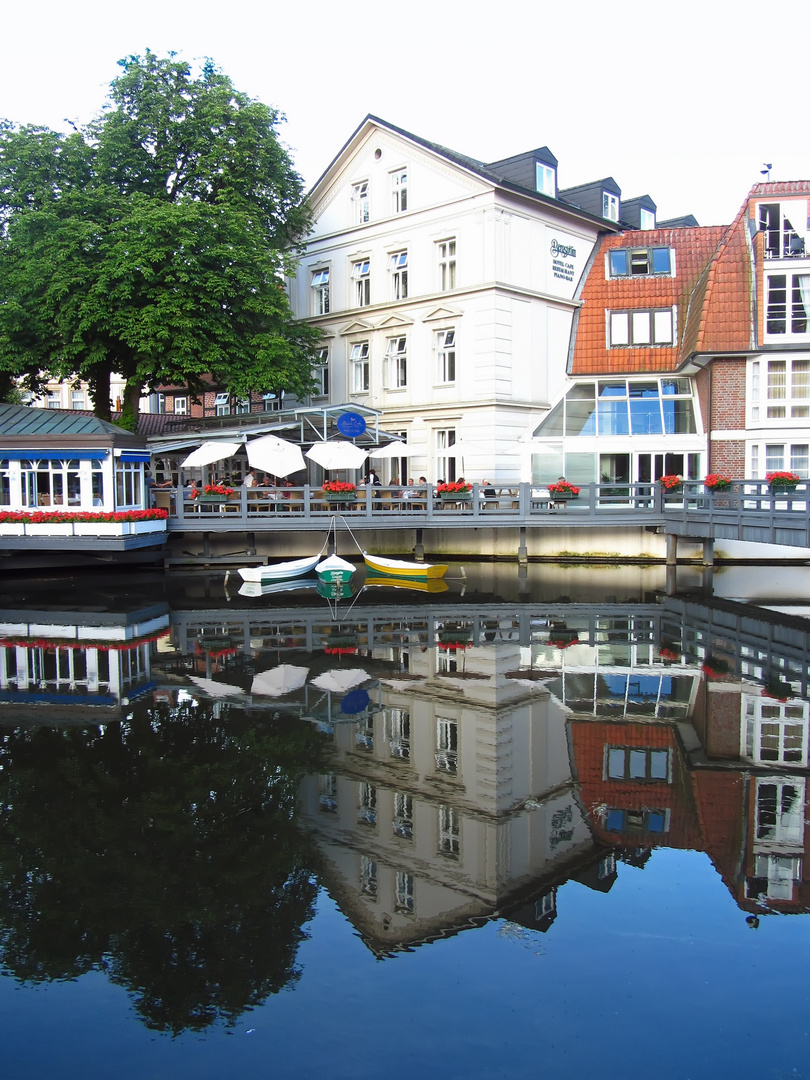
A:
0;52;320;425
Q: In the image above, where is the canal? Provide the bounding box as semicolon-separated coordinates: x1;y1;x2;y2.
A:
1;562;809;1079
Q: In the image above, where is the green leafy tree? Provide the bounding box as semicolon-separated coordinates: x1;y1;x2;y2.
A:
0;52;320;427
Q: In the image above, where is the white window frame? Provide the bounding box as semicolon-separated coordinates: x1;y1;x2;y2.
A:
435;328;456;384
437;238;456;291
535;162;555;197
385;336;407;389
604;745;672;782
639;208;656;230
173;396;188;415
313;347;329;398
213;392;231;416
435;718;458;773
389;251;408;300
608;308;675;347
391;169;407;213
438;804;460;857
764;273;810;340
311;268;330;315
47;393;61;409
603;192;620;222
350;341;370;394
608;247;673;278
436;428;457;482
71;389;86;410
352;180;369;224
352;258;371;307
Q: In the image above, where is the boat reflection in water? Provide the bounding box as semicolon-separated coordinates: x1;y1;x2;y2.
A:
1;566;809;1049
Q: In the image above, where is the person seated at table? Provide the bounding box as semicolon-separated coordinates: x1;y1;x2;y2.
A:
389;475;402;497
482;479;497;498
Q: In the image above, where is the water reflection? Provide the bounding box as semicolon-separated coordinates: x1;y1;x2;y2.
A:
1;564;809;1036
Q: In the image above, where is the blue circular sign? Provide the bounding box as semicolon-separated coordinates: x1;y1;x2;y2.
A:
337;412;367;438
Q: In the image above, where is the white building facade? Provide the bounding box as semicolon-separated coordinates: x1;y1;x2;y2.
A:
289;117;614;484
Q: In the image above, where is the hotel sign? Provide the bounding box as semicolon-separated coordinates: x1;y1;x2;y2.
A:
550;237;577;283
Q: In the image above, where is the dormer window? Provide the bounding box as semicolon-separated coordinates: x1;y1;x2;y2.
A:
603;192;620;222
609;247;673;277
640;208;656;230
536;162;556;197
759;203;807;259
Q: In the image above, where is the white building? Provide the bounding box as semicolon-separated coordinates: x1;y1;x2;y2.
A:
289;117;617;484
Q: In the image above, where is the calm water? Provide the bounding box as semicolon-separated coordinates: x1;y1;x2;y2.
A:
1;562;810;1080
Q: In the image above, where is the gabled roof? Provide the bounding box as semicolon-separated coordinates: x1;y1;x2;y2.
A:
0;404;133;440
571;225;728;375
309;115;619;231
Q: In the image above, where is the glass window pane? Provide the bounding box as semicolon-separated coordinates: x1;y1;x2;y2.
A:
632;312;651;344
610;314;629;346
598;400;629;435
654;310;673;343
629;382;659;398
629;750;647;778
565;397;597;436
608;748;625;778
599;381;627;397
652;248;671;274
630;398;663;434
534;400;564;436
662;398;696;434
649;751;668;779
610;251;628;276
661;378;690;395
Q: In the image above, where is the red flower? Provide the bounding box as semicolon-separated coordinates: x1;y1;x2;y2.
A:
323;481;357;493
437;482;472;494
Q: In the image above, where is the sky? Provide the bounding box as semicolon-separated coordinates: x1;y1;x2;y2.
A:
2;0;809;229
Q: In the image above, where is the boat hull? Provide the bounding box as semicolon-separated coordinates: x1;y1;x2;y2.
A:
238;555;320;583
316;554;355;584
364;572;448;593
363;552;448;580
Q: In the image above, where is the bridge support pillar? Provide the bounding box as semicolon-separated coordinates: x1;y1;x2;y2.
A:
702;538;714;566
518;527;528;565
666;533;677;566
414;529;424;562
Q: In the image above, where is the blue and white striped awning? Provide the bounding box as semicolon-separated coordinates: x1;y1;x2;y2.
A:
0;449;108;461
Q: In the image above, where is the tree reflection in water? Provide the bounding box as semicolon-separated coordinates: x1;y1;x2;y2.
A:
0;703;327;1034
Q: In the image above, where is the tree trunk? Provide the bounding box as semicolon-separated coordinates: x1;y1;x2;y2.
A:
86;361;113;422
119;381;142;432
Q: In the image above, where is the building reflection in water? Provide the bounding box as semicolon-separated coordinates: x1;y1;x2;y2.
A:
1;580;809;994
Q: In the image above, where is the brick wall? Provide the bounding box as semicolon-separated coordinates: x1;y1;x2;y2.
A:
705;358;747;475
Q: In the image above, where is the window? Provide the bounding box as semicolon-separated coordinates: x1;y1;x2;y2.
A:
536;162;555;197
744;697;808;766
755;778;805;845
115;460;142;509
436;428;457;482
605;745;671;782
436;328;456;384
360;855;378;898
533;378;696;439
762;358;810;419
173;396;188;415
262;391;283;412
395;871;414;913
609;308;674;347
391;169;407;212
390;251;408;299
213;392;230;416
352;258;370;307
639;207;656;230
235;398;251;415
435;718;458;774
603;192;620;221
609;247;672;277
385;336;407;389
21;458;82;508
47;393;61;409
759;202;806;259
350;341;369;393
438;805;460;858
358;782;377;826
352;180;369;224
0;460;9;506
313;347;329;397
766;443;784;472
388;708;410;758
71;390;86;410
604;807;670;834
765;274;810;336
437;239;456;290
393;792;413;839
311;268;330;315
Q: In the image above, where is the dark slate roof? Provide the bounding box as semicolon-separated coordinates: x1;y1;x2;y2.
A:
311;115;619;231
658;214;700;229
0;404;127;438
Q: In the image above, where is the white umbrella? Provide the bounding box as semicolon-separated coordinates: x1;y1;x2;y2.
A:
187;675;246;700
247;434;306;477
181;440;244;468
368;442;421;460
251;664;310;697
311;668;370;694
306;441;368;470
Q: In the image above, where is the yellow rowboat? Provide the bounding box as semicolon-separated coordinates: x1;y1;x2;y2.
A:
362;552;448;580
363;571;449;593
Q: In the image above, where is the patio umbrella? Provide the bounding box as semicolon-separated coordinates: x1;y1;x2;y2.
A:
181;439;244;468
311;668;370;694
305;441;368;470
368;442;421;460
246;434;306;478
251;664;310;697
187;675;247;700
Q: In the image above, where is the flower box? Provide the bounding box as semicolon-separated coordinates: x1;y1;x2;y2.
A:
196;494;228;504
440;491;471;501
25;524;74;536
0;524;25;536
74;523;129;536
324;491;356;501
